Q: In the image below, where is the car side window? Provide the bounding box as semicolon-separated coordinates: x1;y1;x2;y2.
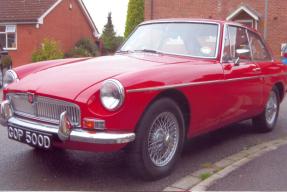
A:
248;31;272;61
222;26;252;62
230;26;251;61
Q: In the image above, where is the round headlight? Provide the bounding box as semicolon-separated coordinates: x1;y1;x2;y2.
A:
100;79;125;111
3;69;18;88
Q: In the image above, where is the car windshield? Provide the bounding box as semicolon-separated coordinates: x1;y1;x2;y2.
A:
120;22;219;58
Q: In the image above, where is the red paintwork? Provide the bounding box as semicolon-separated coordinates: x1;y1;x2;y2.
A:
4;19;287;152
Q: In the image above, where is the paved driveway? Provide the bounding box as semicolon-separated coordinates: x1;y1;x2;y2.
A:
0;96;286;191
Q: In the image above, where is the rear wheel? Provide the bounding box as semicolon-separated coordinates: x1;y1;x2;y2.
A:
127;98;185;180
253;87;280;132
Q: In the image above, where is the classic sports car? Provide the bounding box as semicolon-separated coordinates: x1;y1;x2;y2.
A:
1;19;287;180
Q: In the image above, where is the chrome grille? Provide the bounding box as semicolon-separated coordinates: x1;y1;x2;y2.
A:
7;93;81;126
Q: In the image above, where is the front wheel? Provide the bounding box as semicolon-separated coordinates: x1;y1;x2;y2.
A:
253;87;280;132
127;98;185;180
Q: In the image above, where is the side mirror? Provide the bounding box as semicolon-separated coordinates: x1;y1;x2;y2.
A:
0;50;8;56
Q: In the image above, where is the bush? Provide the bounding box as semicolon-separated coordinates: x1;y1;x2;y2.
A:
65;38;99;58
32;38;64;62
1;55;12;69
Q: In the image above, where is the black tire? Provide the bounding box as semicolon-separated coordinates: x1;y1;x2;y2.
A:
127;98;185;181
252;87;280;132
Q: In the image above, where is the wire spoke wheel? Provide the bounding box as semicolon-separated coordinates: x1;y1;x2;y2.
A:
265;91;278;125
147;112;179;167
253;87;280;133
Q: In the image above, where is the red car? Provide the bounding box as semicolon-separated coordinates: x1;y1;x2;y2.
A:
1;19;287;180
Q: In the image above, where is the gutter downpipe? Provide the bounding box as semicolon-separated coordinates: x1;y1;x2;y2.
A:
151;0;154;19
264;0;269;39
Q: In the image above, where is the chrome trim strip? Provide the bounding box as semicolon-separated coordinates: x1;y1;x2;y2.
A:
8;117;58;134
70;131;135;144
127;72;287;93
7;117;135;144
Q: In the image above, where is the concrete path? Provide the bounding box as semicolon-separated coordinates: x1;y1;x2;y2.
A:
209;143;287;191
164;136;287;191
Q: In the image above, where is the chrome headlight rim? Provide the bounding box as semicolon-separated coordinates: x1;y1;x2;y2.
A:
3;69;19;88
100;79;125;111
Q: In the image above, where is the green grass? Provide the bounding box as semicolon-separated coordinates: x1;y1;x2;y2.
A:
199;172;212;181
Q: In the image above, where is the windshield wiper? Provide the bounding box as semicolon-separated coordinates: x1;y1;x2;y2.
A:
116;50;134;54
134;49;162;54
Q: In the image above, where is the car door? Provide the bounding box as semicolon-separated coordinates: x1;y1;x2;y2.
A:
219;25;264;126
247;30;276;102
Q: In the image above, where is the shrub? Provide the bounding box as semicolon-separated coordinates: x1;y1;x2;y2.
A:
32;38;64;62
65;38;99;58
1;55;12;69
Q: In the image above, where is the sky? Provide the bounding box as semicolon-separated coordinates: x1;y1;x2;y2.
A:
82;0;129;36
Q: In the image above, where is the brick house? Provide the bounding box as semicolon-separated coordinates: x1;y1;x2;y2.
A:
144;0;287;59
0;0;99;67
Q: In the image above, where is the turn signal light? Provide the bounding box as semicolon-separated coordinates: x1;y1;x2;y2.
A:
83;118;105;130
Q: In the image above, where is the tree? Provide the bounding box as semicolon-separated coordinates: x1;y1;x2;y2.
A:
101;13;118;54
124;0;144;38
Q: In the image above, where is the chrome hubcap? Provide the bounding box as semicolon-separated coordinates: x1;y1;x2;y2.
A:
147;112;179;167
265;91;278;125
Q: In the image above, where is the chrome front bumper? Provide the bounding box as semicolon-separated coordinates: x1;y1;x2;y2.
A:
1;100;135;144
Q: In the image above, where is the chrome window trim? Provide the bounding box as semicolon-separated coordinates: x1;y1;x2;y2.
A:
220;24;228;63
7;93;81;126
121;21;221;60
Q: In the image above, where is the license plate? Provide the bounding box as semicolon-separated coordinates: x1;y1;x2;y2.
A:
7;126;52;149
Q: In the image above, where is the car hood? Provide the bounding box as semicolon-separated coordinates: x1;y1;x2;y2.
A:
8;53;191;100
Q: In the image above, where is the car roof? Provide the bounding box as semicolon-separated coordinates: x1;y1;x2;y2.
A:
140;18;258;33
141;18;225;25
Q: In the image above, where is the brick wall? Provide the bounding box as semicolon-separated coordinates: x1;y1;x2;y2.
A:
145;0;287;59
9;0;97;67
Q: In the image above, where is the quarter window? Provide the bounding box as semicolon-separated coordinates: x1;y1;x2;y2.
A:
0;25;17;50
248;31;271;61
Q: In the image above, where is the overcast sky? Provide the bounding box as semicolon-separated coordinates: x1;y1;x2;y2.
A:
82;0;129;36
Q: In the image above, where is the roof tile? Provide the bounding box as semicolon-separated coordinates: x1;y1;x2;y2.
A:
0;0;58;23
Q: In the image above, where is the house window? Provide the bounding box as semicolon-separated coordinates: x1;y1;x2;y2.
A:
0;25;17;50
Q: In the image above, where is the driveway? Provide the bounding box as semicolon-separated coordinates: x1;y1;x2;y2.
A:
0;95;286;191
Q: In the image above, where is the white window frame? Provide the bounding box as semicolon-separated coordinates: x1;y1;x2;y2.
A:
0;24;17;50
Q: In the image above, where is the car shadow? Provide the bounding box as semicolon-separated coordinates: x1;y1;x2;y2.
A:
182;120;257;154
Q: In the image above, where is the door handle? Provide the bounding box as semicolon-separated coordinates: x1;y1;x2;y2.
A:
252;67;261;72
